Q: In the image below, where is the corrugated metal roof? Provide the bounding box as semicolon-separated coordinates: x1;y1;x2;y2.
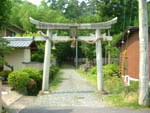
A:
3;37;34;48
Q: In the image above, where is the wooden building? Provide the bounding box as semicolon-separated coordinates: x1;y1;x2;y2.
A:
0;24;25;37
116;26;150;80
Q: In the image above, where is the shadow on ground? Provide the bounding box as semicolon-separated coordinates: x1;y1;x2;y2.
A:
53;90;94;94
19;107;72;113
19;107;150;113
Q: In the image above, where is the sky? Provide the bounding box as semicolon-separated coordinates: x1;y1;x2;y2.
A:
26;0;85;6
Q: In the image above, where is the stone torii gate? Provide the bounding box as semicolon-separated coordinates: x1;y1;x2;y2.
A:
30;17;117;94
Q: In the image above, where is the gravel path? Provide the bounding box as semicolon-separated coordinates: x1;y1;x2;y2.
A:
28;65;107;107
19;65;150;113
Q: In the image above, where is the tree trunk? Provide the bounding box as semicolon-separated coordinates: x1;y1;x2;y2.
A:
139;0;149;106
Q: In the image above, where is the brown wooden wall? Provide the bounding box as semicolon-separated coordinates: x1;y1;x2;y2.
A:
120;31;150;79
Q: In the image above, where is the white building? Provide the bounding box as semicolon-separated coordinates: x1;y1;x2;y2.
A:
3;37;43;71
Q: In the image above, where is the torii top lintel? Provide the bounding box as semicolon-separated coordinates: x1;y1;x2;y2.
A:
29;17;118;30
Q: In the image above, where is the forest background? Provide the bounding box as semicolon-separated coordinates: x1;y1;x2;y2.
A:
0;0;150;63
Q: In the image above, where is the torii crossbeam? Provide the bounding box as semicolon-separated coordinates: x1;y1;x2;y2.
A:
30;17;117;94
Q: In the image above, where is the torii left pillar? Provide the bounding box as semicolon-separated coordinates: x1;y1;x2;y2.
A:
42;29;52;93
96;29;104;93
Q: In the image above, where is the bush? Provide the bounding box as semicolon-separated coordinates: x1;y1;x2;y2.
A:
89;66;97;74
8;70;30;90
21;68;42;95
27;78;38;96
103;64;120;77
0;70;11;81
22;68;42;82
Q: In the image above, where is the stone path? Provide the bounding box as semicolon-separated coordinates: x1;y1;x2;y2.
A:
24;65;107;108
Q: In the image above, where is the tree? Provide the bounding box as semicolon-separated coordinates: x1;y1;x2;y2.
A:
96;0;138;34
80;42;96;61
87;0;98;14
64;0;82;20
0;38;14;69
138;0;149;106
0;0;11;30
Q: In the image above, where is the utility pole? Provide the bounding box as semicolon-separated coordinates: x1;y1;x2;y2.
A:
139;0;149;106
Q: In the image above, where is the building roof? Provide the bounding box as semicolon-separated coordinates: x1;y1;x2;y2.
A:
115;26;150;47
3;37;35;48
10;24;26;33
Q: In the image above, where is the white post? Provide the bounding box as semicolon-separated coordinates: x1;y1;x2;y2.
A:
42;29;52;92
24;48;31;63
139;0;149;106
75;41;78;68
96;29;104;92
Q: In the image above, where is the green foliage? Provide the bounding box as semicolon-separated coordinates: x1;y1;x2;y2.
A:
21;67;42;95
103;64;120;77
21;68;42;82
64;0;82;20
80;42;96;60
88;64;120;77
0;38;14;67
7;0;143;64
8;70;30;90
96;0;138;33
23;32;40;37
49;66;59;81
50;71;63;91
2;106;8;113
8;68;42;95
31;42;55;62
89;66;97;75
0;0;11;30
31;42;45;62
0;70;11;81
103;76;141;108
78;67;149;108
52;42;75;64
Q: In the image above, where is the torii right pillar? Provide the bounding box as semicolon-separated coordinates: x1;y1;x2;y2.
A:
96;29;105;93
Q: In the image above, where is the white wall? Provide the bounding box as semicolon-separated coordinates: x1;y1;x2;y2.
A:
4;48;56;71
4;48;25;70
23;62;43;71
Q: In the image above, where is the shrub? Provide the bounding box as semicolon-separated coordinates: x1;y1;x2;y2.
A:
103;64;120;77
8;70;30;90
0;70;11;81
21;68;43;95
89;66;97;74
22;68;42;82
49;66;59;81
27;78;38;96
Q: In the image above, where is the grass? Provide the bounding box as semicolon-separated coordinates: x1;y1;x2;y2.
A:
49;70;64;91
2;106;8;113
76;69;150;109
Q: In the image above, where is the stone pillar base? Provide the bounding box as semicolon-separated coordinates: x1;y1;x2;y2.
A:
96;90;108;95
38;90;51;95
